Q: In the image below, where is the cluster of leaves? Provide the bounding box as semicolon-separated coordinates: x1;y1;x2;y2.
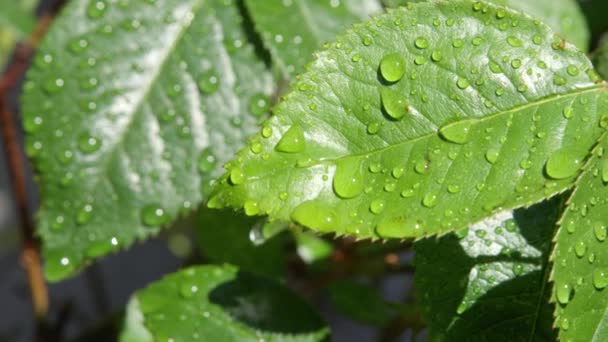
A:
3;0;608;339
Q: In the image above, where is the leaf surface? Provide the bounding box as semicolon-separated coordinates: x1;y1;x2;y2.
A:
210;0;607;240
415;199;561;341
243;0;382;79
550;137;608;341
21;0;274;281
120;265;329;342
0;1;35;68
383;0;590;51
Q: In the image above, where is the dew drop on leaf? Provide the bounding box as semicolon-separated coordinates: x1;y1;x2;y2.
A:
78;132;102;154
556;283;572;305
574;240;586;258
198;148;216;173
380;88;408;120
379;53;406;82
291;201;336;233
141;204;169;227
249;93;270;116
593;269;608;290
485;148;500;164
76;204;94;225
545;149;583;179
439;119;474;144
333;158;364;199
593;222;607;242
198;70;220;94
370;199;385;214
229;167;245;185
275;124;306;153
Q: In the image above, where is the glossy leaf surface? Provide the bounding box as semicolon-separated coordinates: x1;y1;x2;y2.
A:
244;0;382;79
211;0;607;240
550;138;608;341
120;265;329;342
415;199;561;340
22;0;274;281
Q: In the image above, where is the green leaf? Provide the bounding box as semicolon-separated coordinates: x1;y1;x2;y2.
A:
415;198;561;340
21;0;274;281
210;0;607;240
196;208;287;278
243;0;382;79
550;137;608;340
294;230;334;264
384;0;590;51
593;37;608;80
328;280;396;326
120;265;329;342
0;2;35;68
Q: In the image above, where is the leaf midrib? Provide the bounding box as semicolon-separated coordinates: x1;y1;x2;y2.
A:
87;0;205;196
283;85;606;170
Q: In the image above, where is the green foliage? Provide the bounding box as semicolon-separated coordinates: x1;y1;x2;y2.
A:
210;0;607;241
196;208;287;278
416;198;561;340
384;0;590;51
594;37;608;80
244;0;382;79
0;1;35;68
120;265;329;342
21;0;273;280
550;139;608;341
14;0;608;339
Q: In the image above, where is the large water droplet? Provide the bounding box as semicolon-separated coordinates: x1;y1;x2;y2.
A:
574;240;586;257
376;217;421;238
379;53;405;82
545;149;583;179
291;201;336;233
370;199;385;214
333;158;364;199
229;167;245;185
593;268;608;289
439;119;474;144
275;124;305;153
556;283;571;305
78;132;102;154
485;148;500;164
141;204;169;226
594;222;606;242
381;88;408;120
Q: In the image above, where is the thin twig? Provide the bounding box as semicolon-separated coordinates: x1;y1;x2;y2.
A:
0;7;62;322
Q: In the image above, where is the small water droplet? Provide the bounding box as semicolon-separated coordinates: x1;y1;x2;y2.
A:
593;268;608;289
555;283;571;305
77;204;94;225
275;124;305;153
249;93;270;116
422;193;438;208
78;132;102;154
594;222;606;242
141;204;169;226
230;167;245;185
198;71;219;94
485;148;499;164
506;36;522;47
370;199;385;214
414;37;429;49
574;240;586;257
198;148;216;173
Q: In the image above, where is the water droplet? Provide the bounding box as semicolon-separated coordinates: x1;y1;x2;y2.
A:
249;93;270;116
244;200;259;216
333;158;364;199
198;71;219;94
45;251;75;281
567;65;580;76
230;167;245;185
593;268;608;289
376;217;421;238
43;77;65;94
261;125;273;138
76;204;94;225
370;199;385;214
452;39;464;48
180;281;199;298
379;53;406;83
563;106;574;119
431;50;442;62
555;283;571;305
275;124;305;153
574;240;586;257
545;149;583;179
594;222;606;242
141;204;169;226
554;75;567;86
506;36;522;47
422;193;437;208
560;318;570;331
513;263;524;275
602;158;608;183
291;201;336;233
485;148;499;164
381;88;408;120
78;132;102;154
367;122;380;135
198;148;216;173
87;0;108;19
439;119;474;144
456;78;470;89
392;167;404;179
414;37;429;49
